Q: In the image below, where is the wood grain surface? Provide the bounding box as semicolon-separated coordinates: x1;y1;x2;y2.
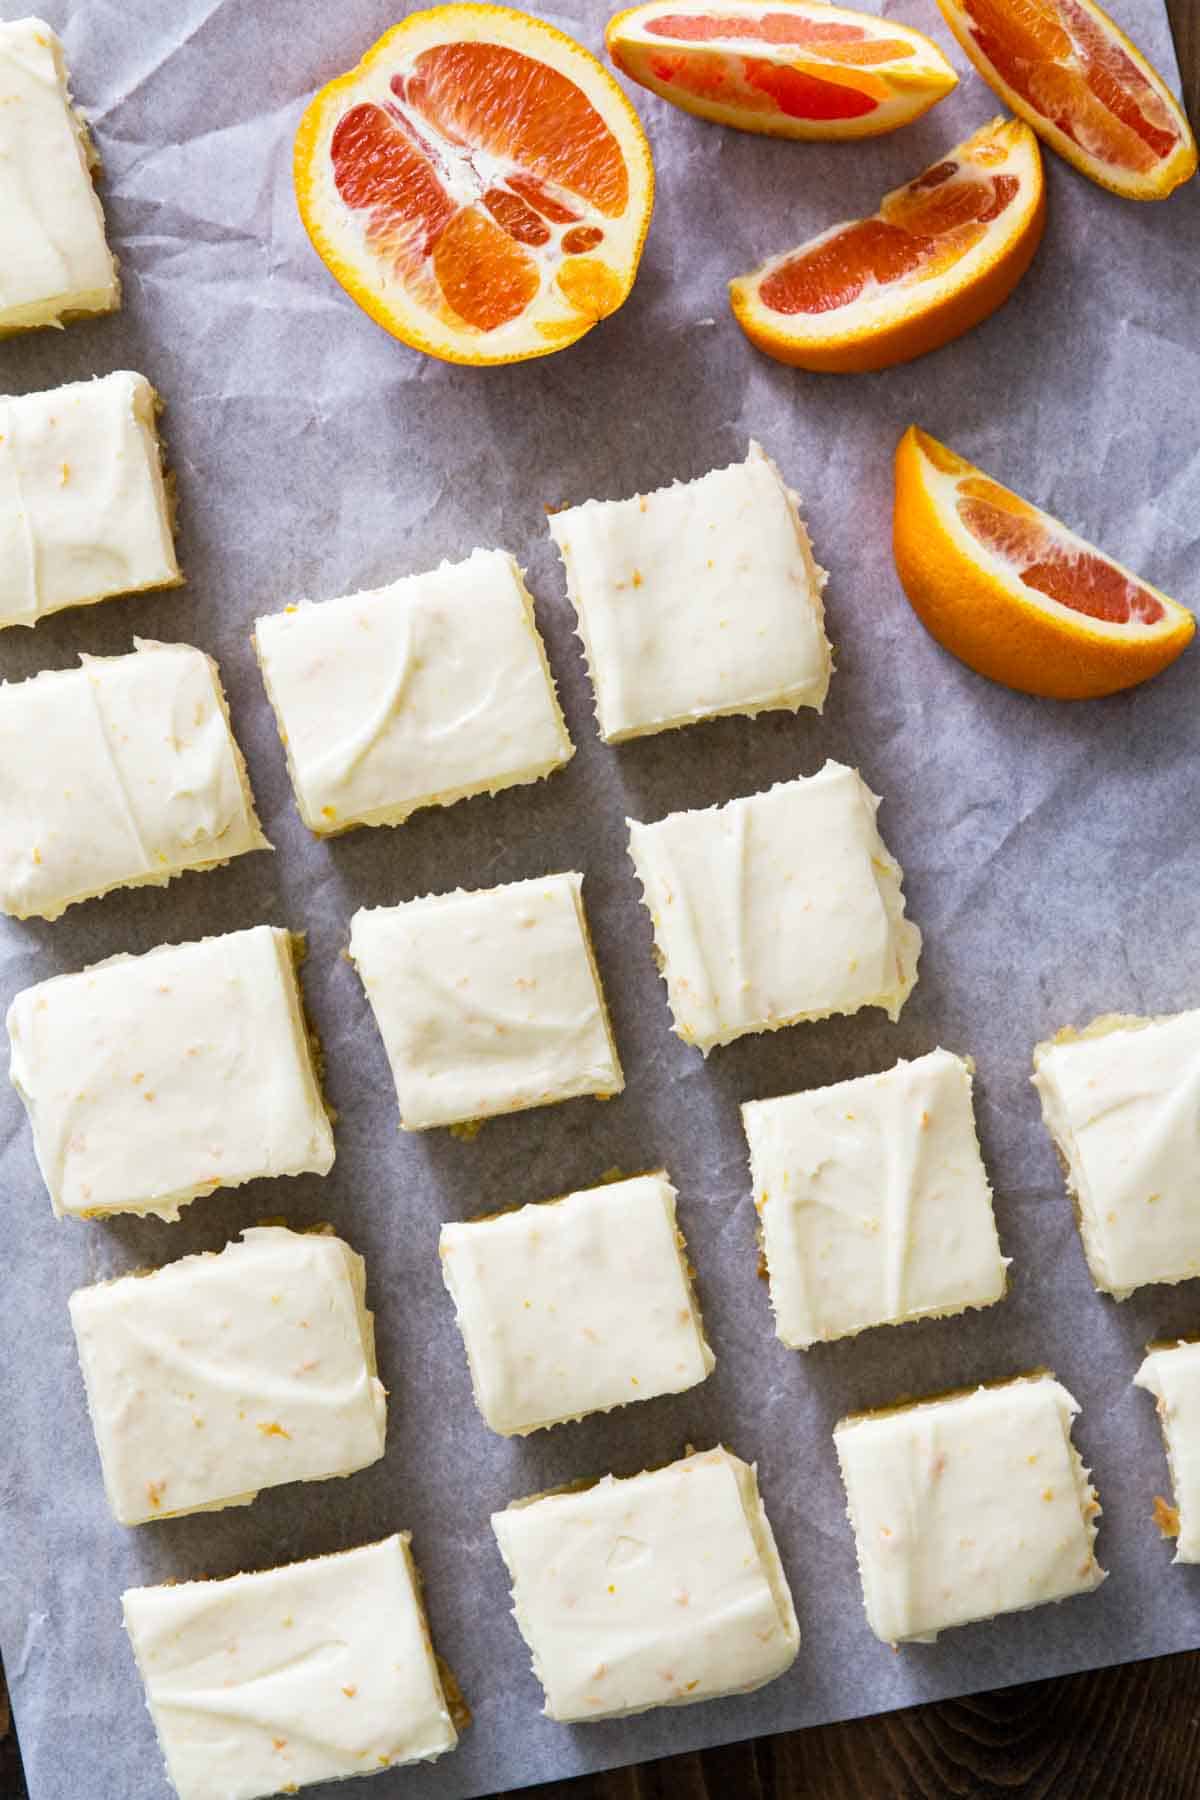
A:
1;6;1196;1799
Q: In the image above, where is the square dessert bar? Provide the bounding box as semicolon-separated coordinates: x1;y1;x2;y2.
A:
349;872;622;1130
628;761;921;1052
1135;1341;1200;1562
123;1535;460;1800
743;1049;1007;1348
1033;1009;1200;1297
0;371;180;629
7;924;334;1221
0;639;267;920
548;440;830;741
835;1375;1104;1645
439;1172;713;1435
0;19;119;333
70;1226;386;1525
492;1446;798;1721
254;548;573;834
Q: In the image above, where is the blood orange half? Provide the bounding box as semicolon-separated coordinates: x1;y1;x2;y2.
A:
606;0;957;139
295;6;655;364
730;116;1044;372
935;0;1196;199
894;426;1195;699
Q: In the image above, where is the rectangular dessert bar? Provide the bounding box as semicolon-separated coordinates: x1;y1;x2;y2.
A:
548;440;830;741
70;1226;386;1525
1033;1009;1200;1297
6;924;334;1220
1134;1340;1200;1562
834;1375;1104;1645
0;18;119;333
254;548;572;834
439;1172;713;1435
0;371;179;628
349;871;622;1130
123;1536;460;1800
492;1446;798;1721
627;761;921;1051
742;1049;1007;1347
0;638;267;920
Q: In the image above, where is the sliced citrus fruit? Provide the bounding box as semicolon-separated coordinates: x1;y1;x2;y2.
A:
294;5;655;364
893;426;1195;699
935;0;1196;199
605;0;957;139
729;115;1044;372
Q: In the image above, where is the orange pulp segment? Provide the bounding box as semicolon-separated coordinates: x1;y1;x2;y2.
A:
958;476;1166;625
759;160;1021;315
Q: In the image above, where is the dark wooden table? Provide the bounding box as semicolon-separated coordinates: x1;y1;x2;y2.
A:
2;7;1196;1799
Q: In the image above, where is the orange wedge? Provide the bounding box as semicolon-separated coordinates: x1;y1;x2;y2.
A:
605;0;957;139
730;116;1044;372
294;5;655;365
893;426;1195;699
935;0;1196;200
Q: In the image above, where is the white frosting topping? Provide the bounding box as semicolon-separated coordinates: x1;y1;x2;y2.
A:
1033;1010;1200;1297
0;371;179;627
440;1173;713;1435
7;924;334;1221
70;1227;386;1525
122;1535;458;1800
1135;1341;1200;1562
254;548;573;833
0;638;267;920
548;440;830;742
628;761;921;1052
492;1446;798;1721
0;19;118;331
350;872;622;1130
835;1376;1104;1645
743;1049;1007;1347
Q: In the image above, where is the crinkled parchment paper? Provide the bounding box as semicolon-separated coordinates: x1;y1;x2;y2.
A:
1;2;1198;1795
